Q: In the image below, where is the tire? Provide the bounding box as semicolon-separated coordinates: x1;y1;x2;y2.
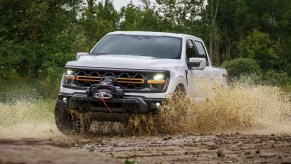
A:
174;84;186;95
173;84;187;121
55;104;91;135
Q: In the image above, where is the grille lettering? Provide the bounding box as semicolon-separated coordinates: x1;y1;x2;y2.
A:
102;76;116;82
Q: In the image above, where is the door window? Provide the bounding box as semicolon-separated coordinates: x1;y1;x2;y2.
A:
194;41;206;55
186;40;199;61
194;41;209;66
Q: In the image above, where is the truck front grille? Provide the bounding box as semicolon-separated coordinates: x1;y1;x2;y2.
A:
74;70;148;90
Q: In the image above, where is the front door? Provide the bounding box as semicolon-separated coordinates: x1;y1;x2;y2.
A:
185;39;213;97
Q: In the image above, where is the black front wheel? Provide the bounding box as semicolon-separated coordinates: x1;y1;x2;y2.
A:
174;84;186;95
55;103;91;135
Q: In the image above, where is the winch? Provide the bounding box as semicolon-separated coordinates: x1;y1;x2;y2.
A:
86;81;124;100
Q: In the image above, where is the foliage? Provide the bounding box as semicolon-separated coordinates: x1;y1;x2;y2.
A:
77;0;117;51
263;71;291;86
237;29;278;72
1;0;291;97
0;0;80;78
124;159;136;164
221;58;262;78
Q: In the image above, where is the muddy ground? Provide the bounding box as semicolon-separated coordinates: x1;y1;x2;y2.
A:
1;84;291;163
1;133;291;164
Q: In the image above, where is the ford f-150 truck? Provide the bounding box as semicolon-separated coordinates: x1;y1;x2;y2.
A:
55;31;228;134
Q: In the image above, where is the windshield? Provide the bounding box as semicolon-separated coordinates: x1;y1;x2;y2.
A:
91;34;182;59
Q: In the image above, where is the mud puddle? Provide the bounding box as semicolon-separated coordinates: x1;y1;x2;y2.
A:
1;80;291;163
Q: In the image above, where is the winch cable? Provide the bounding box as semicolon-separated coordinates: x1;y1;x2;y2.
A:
99;96;112;113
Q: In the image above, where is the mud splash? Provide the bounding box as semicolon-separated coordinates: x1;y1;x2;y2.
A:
0;100;61;139
188;83;291;134
129;82;291;135
0;81;290;137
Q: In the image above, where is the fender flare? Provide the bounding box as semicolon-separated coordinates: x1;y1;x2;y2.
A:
169;76;187;93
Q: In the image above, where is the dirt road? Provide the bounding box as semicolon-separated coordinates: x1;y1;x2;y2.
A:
1;133;291;164
1;84;291;163
0;138;121;164
71;133;291;163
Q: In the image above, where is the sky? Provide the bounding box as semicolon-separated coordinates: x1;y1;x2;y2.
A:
94;0;156;11
112;0;141;10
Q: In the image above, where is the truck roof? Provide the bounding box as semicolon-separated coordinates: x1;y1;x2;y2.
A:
108;31;202;40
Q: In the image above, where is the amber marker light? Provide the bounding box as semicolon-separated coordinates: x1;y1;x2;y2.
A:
147;79;166;84
65;75;75;80
147;73;166;84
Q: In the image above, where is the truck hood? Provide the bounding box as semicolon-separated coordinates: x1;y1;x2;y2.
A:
66;55;180;70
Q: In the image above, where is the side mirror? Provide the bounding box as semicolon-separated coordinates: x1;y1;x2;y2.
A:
189;58;206;70
76;52;89;60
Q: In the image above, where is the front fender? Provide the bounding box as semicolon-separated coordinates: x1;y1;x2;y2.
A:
167;76;187;93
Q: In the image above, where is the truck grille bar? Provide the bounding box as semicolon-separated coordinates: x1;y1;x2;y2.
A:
74;70;147;90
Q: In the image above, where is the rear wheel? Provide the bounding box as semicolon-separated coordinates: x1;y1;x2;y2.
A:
55;104;91;135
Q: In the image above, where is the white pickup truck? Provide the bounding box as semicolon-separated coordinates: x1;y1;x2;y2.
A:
55;31;228;134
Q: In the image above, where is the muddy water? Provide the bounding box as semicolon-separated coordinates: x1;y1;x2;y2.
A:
0;82;291;137
189;83;291;134
0;82;291;163
129;82;291;135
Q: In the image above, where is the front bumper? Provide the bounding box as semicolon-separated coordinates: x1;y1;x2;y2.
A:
57;93;164;114
60;86;168;99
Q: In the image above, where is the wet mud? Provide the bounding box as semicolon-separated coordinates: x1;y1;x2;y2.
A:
2;133;291;163
1;82;291;163
71;133;291;163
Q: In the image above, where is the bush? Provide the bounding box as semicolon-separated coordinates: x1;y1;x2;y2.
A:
237;29;278;72
221;58;262;78
264;70;290;85
35;74;62;99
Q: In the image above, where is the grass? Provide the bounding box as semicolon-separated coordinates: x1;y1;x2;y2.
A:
0;99;55;126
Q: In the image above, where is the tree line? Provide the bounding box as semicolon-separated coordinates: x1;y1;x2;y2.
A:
1;0;291;95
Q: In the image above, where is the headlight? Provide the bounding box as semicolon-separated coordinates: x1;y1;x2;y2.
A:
66;69;74;76
148;73;166;84
147;72;169;91
64;68;75;85
153;74;164;80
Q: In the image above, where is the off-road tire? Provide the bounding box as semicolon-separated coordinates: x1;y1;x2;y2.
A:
174;84;186;95
55;105;91;135
173;84;188;121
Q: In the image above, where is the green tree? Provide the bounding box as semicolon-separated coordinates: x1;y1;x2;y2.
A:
0;0;81;78
155;0;204;33
119;1;159;31
77;0;117;51
204;0;238;63
119;2;140;30
221;58;262;78
237;29;278;72
277;1;291;76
